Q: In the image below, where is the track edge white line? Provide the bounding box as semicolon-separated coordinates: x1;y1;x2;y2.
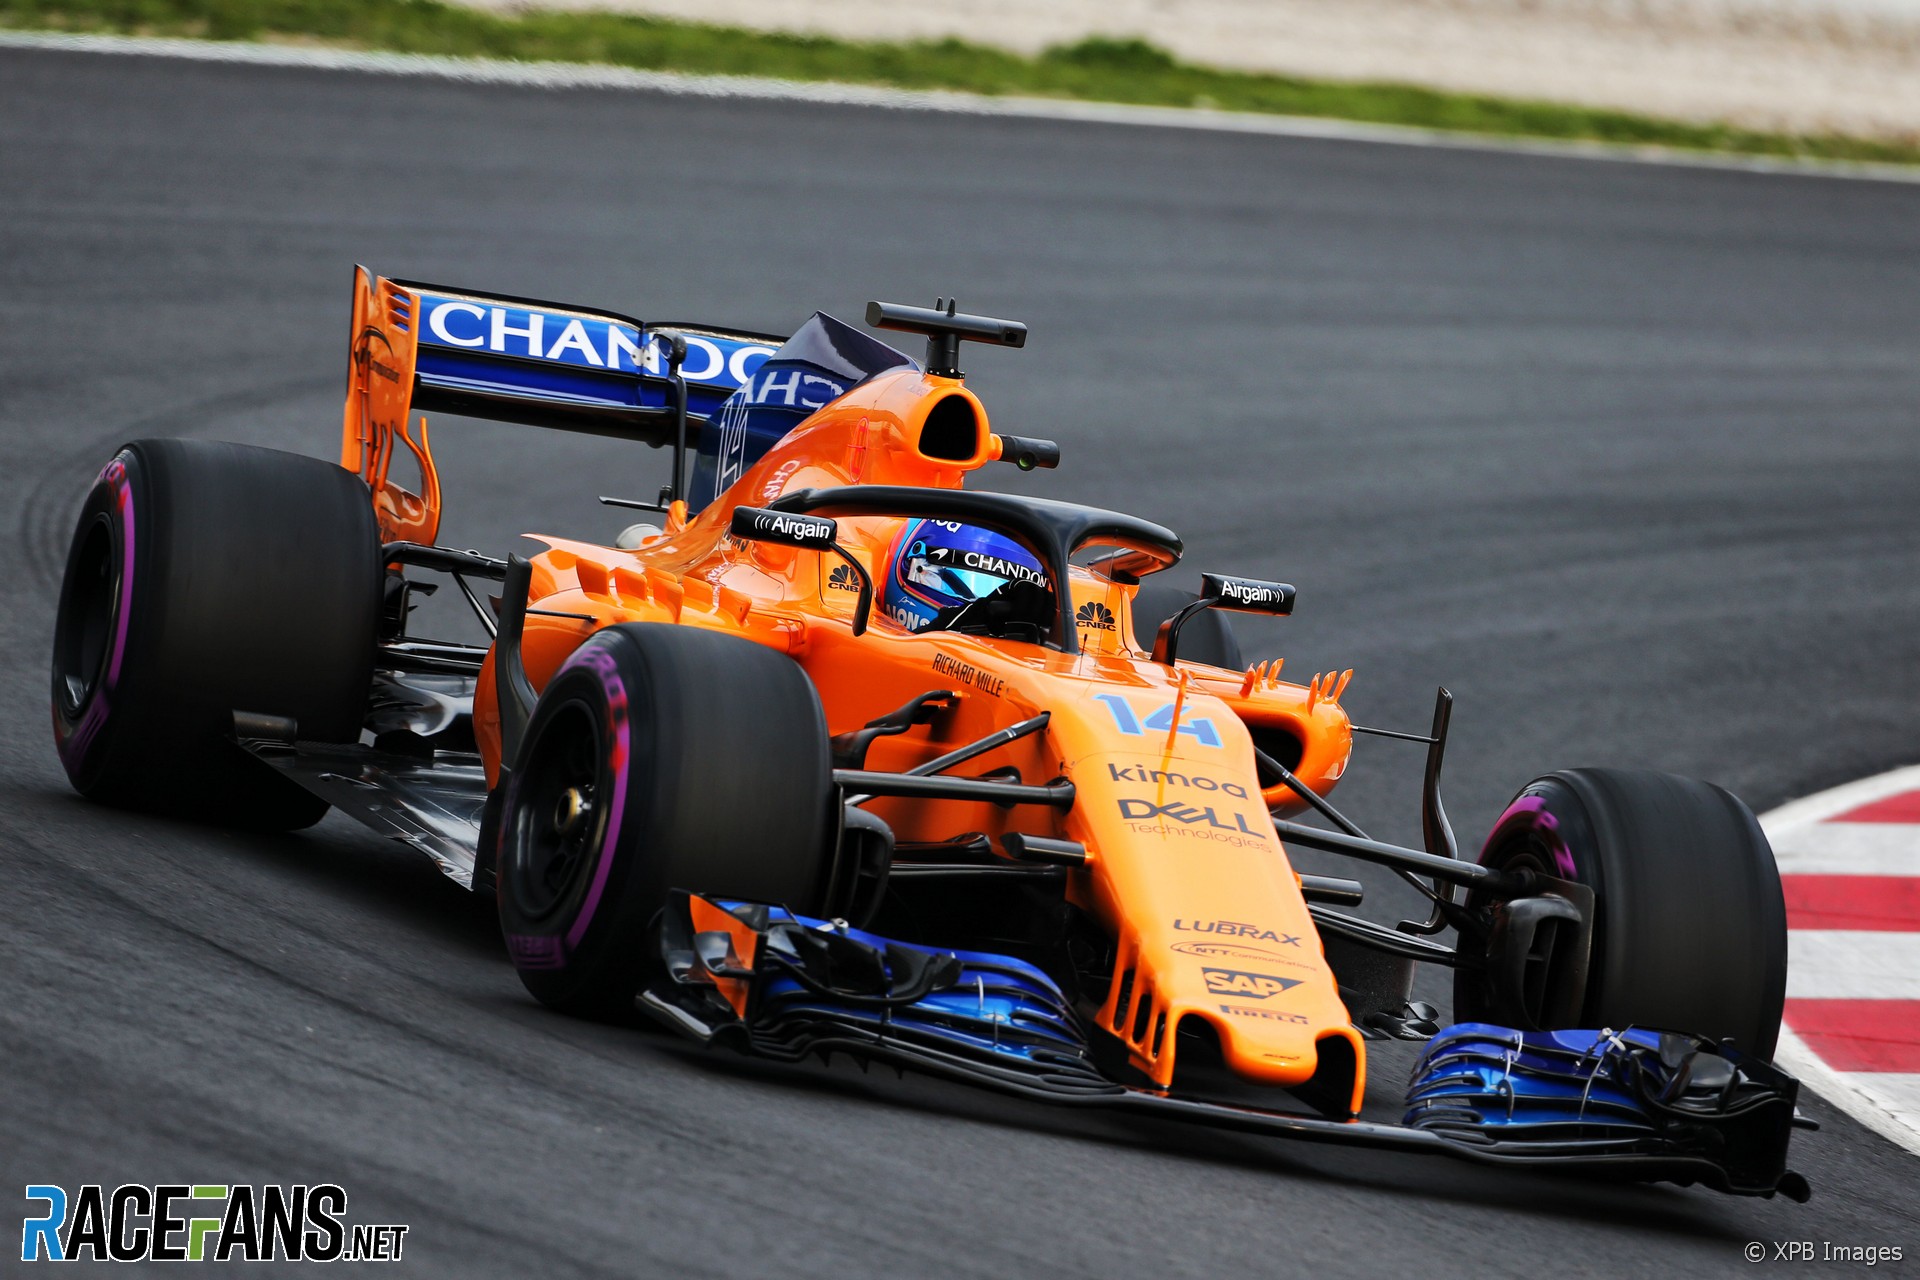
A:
1761;763;1920;1159
3;28;1919;185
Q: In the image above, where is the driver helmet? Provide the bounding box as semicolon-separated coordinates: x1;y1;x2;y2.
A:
881;519;1048;633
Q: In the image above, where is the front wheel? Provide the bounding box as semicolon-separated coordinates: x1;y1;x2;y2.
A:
497;623;837;1018
1454;767;1787;1059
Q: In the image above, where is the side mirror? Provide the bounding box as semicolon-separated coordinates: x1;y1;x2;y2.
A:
730;506;874;635
730;506;839;550
1201;573;1295;616
1153;574;1296;666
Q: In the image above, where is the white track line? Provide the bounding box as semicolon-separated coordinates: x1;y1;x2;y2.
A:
1762;765;1920;1158
3;29;1918;185
1771;823;1920;877
1786;931;1920;1000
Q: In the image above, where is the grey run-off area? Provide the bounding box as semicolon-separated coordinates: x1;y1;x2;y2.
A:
1;47;1917;1276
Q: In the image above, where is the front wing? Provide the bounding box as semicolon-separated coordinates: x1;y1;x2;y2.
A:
644;893;1812;1202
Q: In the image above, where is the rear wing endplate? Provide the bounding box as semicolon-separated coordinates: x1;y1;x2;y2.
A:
340;265;783;542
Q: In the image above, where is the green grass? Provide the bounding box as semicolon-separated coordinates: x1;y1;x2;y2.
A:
6;0;1916;166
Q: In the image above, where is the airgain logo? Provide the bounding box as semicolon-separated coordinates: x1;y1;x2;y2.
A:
1075;601;1115;632
827;563;860;593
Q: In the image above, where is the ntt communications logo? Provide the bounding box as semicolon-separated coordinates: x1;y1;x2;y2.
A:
20;1184;410;1263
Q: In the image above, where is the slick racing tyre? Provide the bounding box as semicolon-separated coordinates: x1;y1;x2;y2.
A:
50;439;380;829
1132;579;1244;670
497;623;836;1018
1455;768;1788;1059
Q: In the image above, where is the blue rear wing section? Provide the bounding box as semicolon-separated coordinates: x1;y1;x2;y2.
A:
399;280;786;444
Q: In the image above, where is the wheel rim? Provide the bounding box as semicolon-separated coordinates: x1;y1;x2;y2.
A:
54;514;118;718
508;699;608;922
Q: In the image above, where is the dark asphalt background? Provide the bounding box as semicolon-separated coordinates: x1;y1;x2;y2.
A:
3;48;1918;1276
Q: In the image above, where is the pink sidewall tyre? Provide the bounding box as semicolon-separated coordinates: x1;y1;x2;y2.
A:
497;623;836;1018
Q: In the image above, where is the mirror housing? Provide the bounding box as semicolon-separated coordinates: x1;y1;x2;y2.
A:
993;434;1061;472
731;506;873;635
730;506;839;550
1201;573;1296;616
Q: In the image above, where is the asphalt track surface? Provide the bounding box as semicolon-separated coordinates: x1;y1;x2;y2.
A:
3;47;1918;1276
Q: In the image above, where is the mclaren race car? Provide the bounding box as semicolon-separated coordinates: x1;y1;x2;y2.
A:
49;270;1809;1201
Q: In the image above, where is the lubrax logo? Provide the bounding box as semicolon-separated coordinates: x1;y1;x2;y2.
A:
1174;918;1302;947
1106;764;1249;799
827;563;860;592
1117;798;1264;834
1075;602;1115;631
20;1184;409;1263
1202;968;1302;999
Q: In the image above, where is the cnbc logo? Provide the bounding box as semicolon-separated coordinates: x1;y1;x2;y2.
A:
1075;601;1115;631
20;1184;409;1263
827;563;861;593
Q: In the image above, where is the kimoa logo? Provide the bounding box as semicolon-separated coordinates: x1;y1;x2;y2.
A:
1076;601;1115;631
827;563;860;592
1107;763;1248;799
1202;967;1301;999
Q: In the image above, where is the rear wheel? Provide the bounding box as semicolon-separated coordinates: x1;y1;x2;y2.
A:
50;439;380;829
497;624;836;1018
1454;767;1787;1058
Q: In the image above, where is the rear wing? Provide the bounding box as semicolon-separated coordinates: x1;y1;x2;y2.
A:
340;266;783;543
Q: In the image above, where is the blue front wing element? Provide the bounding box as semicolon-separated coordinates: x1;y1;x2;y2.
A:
643;894;1113;1094
639;895;1807;1198
1404;1022;1808;1197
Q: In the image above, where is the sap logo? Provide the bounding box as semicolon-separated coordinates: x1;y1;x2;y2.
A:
1202;968;1300;999
1118;798;1264;835
1092;693;1222;748
1076;602;1115;632
827;563;861;593
1106;763;1248;799
1174;918;1300;947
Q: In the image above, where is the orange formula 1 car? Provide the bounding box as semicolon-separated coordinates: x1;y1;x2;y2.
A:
50;269;1810;1200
